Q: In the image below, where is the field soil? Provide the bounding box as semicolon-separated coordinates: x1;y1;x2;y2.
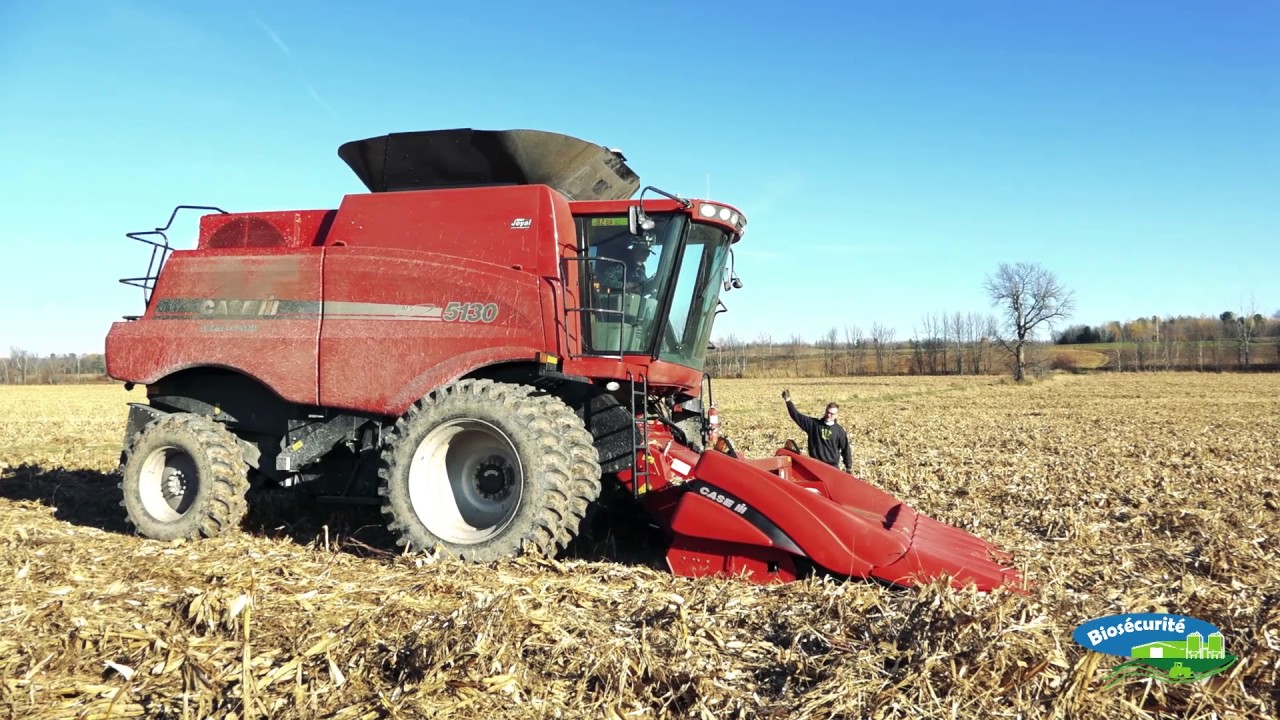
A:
1;374;1277;719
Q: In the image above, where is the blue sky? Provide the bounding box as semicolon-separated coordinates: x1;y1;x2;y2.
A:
1;0;1276;355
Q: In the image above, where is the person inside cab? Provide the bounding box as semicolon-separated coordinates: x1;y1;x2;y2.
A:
595;237;655;295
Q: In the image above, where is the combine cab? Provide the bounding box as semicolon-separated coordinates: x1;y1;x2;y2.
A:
106;128;1021;591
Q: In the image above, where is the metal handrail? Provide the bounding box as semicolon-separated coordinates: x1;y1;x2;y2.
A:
560;255;637;358
120;205;227;307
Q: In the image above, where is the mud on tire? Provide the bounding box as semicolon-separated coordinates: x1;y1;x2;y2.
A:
119;412;250;541
378;379;602;562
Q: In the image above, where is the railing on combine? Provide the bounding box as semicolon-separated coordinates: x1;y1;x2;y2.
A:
700;372;715;447
119;205;227;313
559;255;638;358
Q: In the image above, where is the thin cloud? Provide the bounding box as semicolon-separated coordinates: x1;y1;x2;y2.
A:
302;83;337;117
250;11;338;118
252;13;291;58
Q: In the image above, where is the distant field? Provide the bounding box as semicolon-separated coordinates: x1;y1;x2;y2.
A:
2;374;1278;719
1044;347;1110;370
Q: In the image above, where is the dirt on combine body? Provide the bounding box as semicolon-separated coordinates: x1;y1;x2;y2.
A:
106;128;1021;591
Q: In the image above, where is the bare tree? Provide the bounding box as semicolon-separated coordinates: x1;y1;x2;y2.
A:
979;313;999;374
844;325;865;375
950;311;966;374
756;331;773;375
870;323;896;375
710;333;748;378
915;313;943;374
821;327;840;375
984;262;1076;381
839;322;860;371
787;334;805;376
1109;320;1128;372
9;347;30;385
1228;310;1266;369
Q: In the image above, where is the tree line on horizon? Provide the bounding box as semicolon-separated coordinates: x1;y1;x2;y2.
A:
708;308;1279;379
0;349;108;385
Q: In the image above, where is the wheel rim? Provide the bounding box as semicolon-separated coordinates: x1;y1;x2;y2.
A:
138;445;200;522
408;418;524;545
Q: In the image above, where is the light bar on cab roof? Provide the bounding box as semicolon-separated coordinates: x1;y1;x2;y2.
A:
695;201;747;233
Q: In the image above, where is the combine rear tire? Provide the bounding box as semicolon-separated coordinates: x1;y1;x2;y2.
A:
120;413;250;541
379;379;602;562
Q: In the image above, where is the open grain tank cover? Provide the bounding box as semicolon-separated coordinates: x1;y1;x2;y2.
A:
337;128;641;201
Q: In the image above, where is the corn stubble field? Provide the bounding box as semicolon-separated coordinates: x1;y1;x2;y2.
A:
1;374;1277;719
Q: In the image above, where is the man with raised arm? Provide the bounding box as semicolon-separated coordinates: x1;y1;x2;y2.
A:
782;389;852;473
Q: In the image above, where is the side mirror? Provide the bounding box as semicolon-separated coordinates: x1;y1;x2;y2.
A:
628;205;655;236
723;248;744;290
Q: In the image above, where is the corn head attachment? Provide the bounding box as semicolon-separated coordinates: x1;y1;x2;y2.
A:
630;422;1023;592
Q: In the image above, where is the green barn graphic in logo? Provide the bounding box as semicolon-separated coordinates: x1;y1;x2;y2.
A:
1072;614;1238;689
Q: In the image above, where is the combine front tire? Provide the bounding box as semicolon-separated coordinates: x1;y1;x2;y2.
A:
120;413;250;541
379;379;602;562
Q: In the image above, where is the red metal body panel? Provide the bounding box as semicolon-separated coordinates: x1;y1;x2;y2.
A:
106;250;324;405
665;537;799;583
560;356;705;393
310;185;576;415
198;210;335;250
325;186;571;282
669;493;773;546
317;247;549;415
108;186;588;415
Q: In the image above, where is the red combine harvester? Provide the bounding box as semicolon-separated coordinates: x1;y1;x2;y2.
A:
106;129;1021;591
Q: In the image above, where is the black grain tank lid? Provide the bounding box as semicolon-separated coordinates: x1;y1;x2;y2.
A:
337;128;640;201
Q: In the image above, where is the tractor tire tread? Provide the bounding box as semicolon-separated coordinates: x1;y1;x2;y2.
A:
119;412;250;541
378;379;601;562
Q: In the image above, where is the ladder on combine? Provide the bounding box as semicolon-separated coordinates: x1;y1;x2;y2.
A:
628;370;650;497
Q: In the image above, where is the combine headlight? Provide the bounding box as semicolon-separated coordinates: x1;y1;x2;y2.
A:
696;202;746;233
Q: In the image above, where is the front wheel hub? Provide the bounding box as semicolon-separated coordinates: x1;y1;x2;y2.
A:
407;419;524;545
474;457;514;501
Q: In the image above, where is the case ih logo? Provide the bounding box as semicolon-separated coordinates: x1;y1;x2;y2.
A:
153;297;302;318
199;297;281;317
697;484;749;515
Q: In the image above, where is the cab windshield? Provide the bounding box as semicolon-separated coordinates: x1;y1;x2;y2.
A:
577;213;733;370
658;222;732;370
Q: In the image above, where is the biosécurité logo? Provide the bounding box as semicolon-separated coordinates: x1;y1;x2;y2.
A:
1072;614;1238;689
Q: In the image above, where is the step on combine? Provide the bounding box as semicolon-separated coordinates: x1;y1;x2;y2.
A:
106;128;1021;591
